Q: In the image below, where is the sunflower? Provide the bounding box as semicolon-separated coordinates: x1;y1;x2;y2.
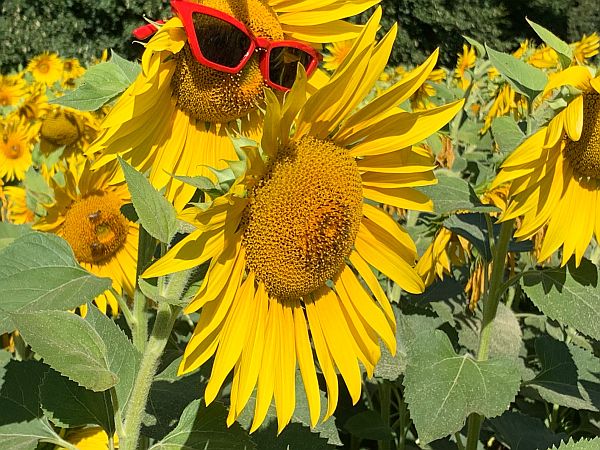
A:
34;162;138;315
493;66;600;266
88;0;379;210
323;39;356;71
26;52;64;85
0;115;36;181
410;68;446;111
62;58;87;88
39;106;101;159
571;33;599;65
2;185;36;224
59;427;118;450
527;44;559;69
143;10;463;432
481;83;527;133
0;74;27;107
15;83;50;122
454;44;476;89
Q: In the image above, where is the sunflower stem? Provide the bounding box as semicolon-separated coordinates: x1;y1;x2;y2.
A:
378;381;392;450
120;301;180;450
465;219;515;450
131;225;156;351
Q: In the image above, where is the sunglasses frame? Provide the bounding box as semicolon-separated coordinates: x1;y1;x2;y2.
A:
170;0;321;91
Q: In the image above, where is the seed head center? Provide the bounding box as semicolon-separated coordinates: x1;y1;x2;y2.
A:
564;92;600;180
61;192;129;265
243;136;363;299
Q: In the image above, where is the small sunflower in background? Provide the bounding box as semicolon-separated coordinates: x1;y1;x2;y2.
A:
34;162;138;315
89;0;379;210
143;9;463;432
454;44;476;89
0;74;27;107
409;68;446;111
2;185;36;224
0;115;36;181
14;83;50;122
322;39;356;72
26;52;64;85
61;57;87;88
493;66;600;266
571;33;599;65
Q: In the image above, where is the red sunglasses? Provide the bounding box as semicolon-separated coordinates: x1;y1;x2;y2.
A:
166;0;321;91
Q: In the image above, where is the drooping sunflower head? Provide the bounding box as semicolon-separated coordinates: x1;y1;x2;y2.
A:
34;162;138;314
0;115;36;181
39;107;100;157
26;52;64;85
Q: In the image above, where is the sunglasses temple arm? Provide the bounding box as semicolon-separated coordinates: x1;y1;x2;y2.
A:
132;19;167;40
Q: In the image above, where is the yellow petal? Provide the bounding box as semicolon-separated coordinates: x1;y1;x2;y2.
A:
362;185;433;211
544;66;592;95
564;94;584;142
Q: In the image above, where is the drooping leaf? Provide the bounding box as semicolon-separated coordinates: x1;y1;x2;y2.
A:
526;18;573;69
50;53;139;111
403;330;521;444
488;410;567;450
0;232;111;315
522;259;600;341
485;44;548;100
84;305;141;415
119;157;178;244
526;336;592;410
149;399;255;450
11;310;118;392
0;360;61;450
417;173;499;215
40;368;114;433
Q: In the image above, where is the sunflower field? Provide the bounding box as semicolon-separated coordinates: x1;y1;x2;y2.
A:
1;1;600;450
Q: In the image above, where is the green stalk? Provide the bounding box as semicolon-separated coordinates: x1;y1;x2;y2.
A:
119;301;181;450
131;226;156;352
465;219;515;450
378;381;392;450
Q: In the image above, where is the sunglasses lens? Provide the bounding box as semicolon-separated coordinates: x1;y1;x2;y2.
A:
268;47;316;89
192;12;252;68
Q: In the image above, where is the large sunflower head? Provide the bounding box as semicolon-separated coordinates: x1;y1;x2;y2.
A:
26;52;64;85
493;66;600;266
33;162;138;315
0;115;36;181
143;10;463;432
88;0;380;210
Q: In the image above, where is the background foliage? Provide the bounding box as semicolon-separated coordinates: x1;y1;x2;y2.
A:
2;0;600;71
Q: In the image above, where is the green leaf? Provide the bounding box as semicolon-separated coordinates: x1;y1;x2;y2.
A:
552;438;600;449
0;222;31;251
526;18;573;69
488;410;567;450
462;36;486;57
119;157;178;244
40;368;114;433
142;357;208;440
0;232;111;313
110;51;142;84
344;410;393;440
149;400;255;450
403;330;521;444
491;116;526;155
485;44;548;100
458;303;523;360
0;360;61;450
249;422;334;450
11;310;118;392
527;336;592;410
417;172;499;215
50;56;138;111
84;305;141;415
522;259;600;341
